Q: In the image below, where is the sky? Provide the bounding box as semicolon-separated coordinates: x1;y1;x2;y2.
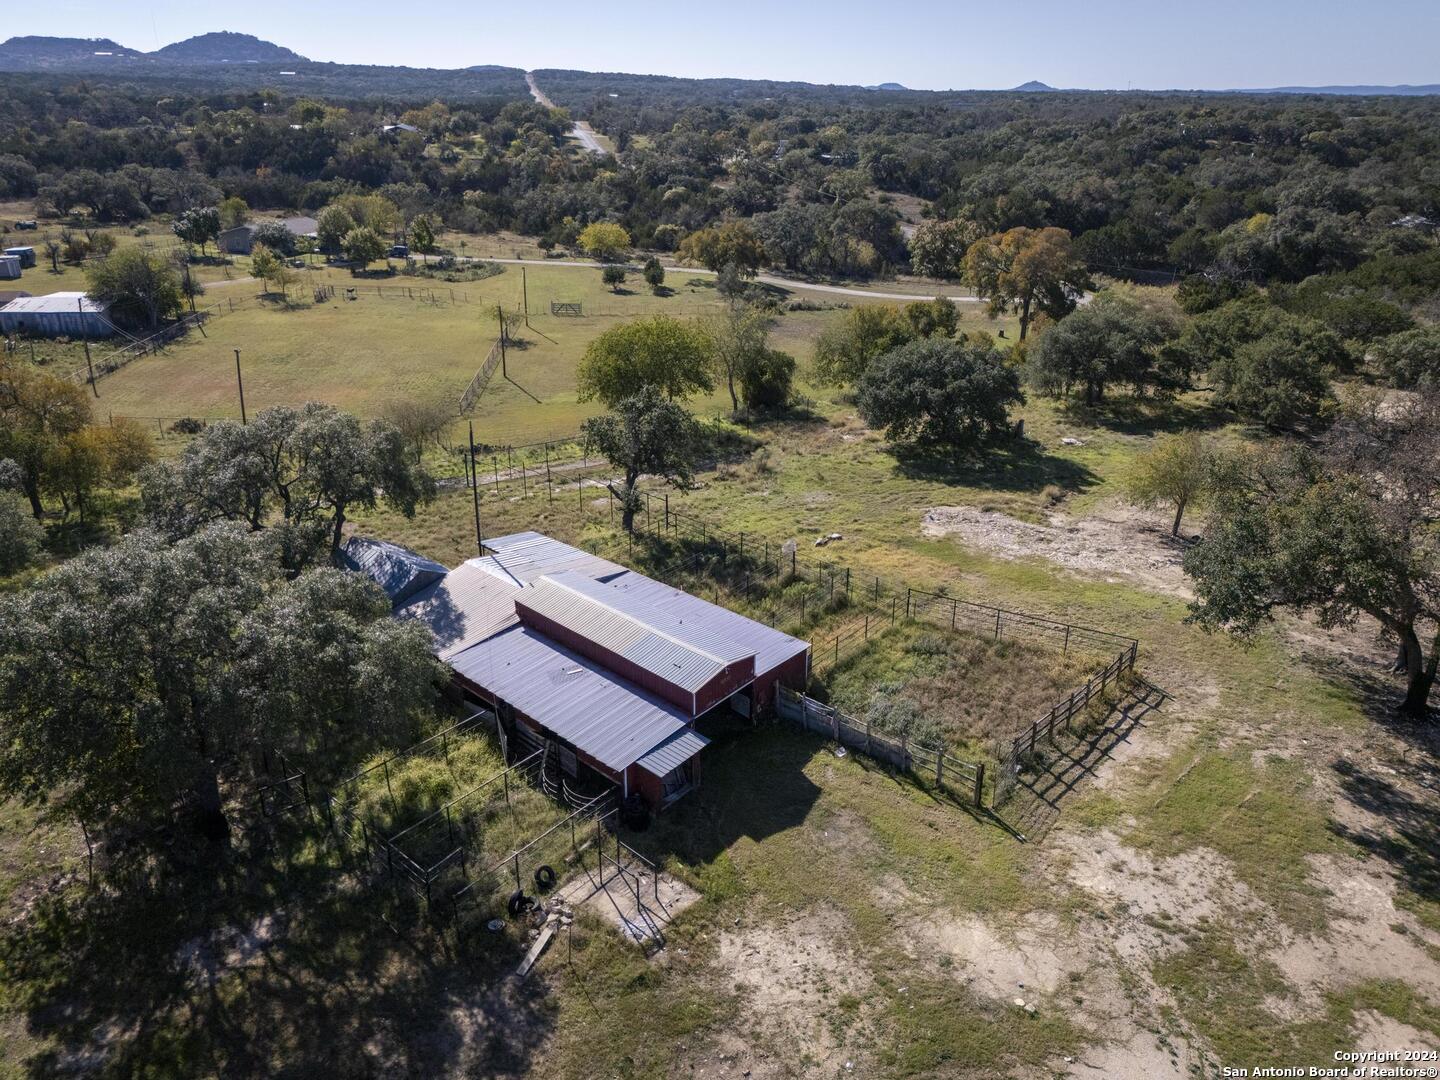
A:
6;0;1439;91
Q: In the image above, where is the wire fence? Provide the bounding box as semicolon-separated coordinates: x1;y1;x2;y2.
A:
250;709;627;937
777;686;986;807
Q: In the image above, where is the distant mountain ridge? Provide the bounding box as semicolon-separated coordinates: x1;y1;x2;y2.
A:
0;34;1435;97
0;31;302;68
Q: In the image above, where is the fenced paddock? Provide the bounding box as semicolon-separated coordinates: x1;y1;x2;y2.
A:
250;710;623;938
778;687;986;808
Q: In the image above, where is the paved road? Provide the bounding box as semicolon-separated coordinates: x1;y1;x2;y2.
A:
526;72;608;156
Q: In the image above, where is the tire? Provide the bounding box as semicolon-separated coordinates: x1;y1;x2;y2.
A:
534;864;557;892
507;889;533;917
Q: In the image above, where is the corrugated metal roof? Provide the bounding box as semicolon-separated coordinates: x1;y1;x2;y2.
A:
517;571;753;694
397;561;523;661
342;536;448;607
449;625;691;772
605;571;809;678
480;531;629;585
634;728;709;777
0;291;108;314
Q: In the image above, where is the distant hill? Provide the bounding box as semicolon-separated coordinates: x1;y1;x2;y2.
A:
1011;80;1059;92
153;32;305;64
866;82;908;91
0;35;140;66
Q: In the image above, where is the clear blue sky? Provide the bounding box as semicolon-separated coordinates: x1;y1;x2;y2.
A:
7;0;1439;90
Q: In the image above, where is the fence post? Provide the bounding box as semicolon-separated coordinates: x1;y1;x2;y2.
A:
1063;625;1071;654
974;762;985;808
906;588;912;619
995;609;1002;639
951;598;957;630
935;747;943;787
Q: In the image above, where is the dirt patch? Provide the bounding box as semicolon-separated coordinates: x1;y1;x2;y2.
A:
713;906;878;1077
1271;854;1440;1005
922;502;1193;598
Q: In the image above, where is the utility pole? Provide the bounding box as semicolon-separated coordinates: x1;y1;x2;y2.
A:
78;297;97;398
469;420;483;555
234;348;247;424
521;266;529;328
497;303;507;378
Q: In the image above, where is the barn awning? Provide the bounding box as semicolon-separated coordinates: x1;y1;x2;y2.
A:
634;728;709;778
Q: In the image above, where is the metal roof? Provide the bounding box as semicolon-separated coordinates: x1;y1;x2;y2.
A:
449;625;692;772
398;560;523;661
480;531;628;585
517;570;753;694
605;571;810;678
634;728;709;777
0;292;108;314
342;536;448;607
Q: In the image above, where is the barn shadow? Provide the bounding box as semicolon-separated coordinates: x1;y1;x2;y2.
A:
623;723;823;870
1;815;554;1077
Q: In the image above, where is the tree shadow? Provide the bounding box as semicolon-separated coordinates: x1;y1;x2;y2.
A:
1329;755;1440;924
1053;394;1234;436
1303;654;1436;754
892;437;1100;497
1;815;555;1076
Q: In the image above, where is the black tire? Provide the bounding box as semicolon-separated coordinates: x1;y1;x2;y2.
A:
507;889;532;917
534;864;557;892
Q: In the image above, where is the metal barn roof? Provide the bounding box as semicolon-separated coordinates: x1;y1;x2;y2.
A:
634;728;709;778
517;570;754;694
479;531;628;586
342;536;448;607
0;292;108;314
448;625;692;772
605;571;810;678
397;560;523;661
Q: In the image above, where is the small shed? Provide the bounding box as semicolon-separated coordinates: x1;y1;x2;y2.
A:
4;247;36;269
0;292;113;338
0;257;19;281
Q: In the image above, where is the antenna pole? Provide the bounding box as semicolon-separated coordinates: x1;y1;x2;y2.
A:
470;420;483;555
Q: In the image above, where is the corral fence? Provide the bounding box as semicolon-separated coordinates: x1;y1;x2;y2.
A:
459;336;504;414
248;709;624;937
778;687;985;808
990;640;1138;806
550;301;583;316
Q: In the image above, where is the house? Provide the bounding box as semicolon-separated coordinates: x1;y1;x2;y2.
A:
0;292;113;338
347;531;810;811
381;122;420;135
218;216;319;255
4;247;37;269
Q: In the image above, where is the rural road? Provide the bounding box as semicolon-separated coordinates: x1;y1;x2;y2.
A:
526;72;608;156
210;258;981;305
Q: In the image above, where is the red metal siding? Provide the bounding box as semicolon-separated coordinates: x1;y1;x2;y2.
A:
752;651;810;716
514;603;753;717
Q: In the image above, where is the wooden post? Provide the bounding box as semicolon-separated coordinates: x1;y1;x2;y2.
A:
935;748;943;787
994;609;1002;639
493;455;500;493
83;338;97;398
234;349;247;424
974;762;985;808
906;588;912;619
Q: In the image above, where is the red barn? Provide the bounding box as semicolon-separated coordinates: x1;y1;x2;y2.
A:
346;532;810;810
